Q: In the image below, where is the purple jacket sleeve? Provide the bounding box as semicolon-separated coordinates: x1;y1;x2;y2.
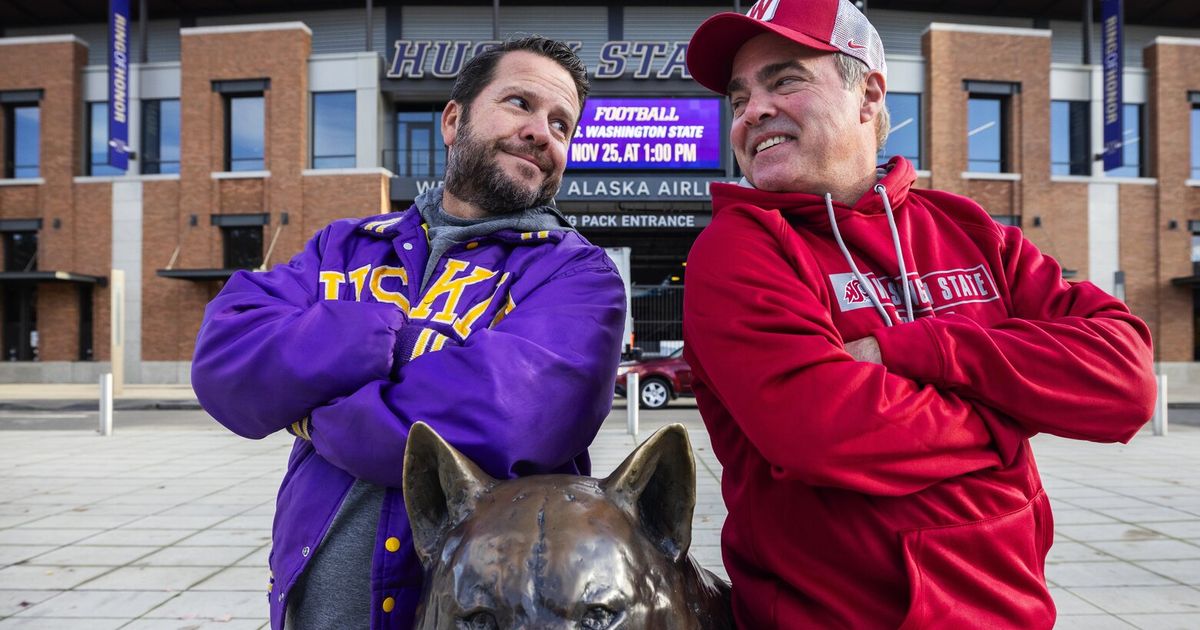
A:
192;225;406;439
308;248;626;486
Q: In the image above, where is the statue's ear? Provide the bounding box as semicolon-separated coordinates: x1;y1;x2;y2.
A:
601;424;696;562
402;422;496;567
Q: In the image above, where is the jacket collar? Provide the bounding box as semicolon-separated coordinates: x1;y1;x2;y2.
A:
712;156;917;226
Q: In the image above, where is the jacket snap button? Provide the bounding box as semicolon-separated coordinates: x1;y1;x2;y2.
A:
301;546;310;557
403;243;413;251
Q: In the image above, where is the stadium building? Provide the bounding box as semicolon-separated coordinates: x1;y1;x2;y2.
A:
0;1;1198;383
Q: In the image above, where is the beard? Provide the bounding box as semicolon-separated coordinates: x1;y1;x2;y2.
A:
443;114;562;216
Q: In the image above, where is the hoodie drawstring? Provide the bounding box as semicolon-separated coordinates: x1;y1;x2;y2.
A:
825;193;895;327
875;183;914;324
824;185;916;327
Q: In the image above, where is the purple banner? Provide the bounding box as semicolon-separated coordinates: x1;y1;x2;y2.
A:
1100;0;1123;172
108;0;131;171
568;98;722;170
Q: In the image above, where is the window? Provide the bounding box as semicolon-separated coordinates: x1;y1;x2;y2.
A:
212;214;267;269
2;228;38;361
1192;226;1200;273
86;103;124;176
1051;100;1091;176
881;93;921;169
142;99;180;174
3;229;37;272
393;106;446;177
967;96;1007;172
313;92;356;169
1192;222;1200;360
226;94;265;172
222;226;264;268
1191;95;1200;180
4;102;40;179
1108;104;1145;178
78;285;93;361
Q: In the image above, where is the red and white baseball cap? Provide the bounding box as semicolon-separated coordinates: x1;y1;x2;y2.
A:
687;0;887;95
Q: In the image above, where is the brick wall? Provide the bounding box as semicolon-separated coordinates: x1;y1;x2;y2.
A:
141;178;219;362
1119;184;1162;348
0;185;41;219
1145;41;1200;361
149;26;317;361
178;25;311;270
921;27;1200;361
924;25;1053;219
136;27;394;361
0;38;95;361
1032;181;1090;279
74;182;113;360
297;171;393;250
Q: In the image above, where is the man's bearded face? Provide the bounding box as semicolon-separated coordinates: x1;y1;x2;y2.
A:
443;108;563;215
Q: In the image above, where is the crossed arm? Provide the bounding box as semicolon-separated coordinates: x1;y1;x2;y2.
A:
871;224;1155;443
684;210;1154;497
193;224;627;486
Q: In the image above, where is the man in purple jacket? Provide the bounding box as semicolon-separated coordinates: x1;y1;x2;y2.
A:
191;37;626;630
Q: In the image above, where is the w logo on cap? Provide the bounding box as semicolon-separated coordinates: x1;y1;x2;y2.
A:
746;0;780;22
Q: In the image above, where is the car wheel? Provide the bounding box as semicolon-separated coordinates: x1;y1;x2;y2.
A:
639;378;671;410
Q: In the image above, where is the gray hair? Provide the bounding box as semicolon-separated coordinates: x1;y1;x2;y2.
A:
833;53;890;153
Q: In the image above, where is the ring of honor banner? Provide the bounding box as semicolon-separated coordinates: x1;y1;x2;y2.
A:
1100;0;1123;172
108;0;131;171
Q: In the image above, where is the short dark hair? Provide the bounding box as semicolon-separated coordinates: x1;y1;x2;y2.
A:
449;36;590;122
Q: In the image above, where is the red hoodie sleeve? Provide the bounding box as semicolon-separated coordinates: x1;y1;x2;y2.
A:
874;224;1156;443
684;207;1014;497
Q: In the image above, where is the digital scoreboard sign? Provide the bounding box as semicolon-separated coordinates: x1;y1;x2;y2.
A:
568;98;722;170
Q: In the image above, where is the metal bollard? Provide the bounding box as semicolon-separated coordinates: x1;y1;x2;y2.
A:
1152;374;1168;437
627;372;640;438
99;373;114;436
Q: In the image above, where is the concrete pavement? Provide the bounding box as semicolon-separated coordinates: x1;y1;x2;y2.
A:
0;403;1198;628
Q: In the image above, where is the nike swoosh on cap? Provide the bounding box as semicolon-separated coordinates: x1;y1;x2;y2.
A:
847;40;866;49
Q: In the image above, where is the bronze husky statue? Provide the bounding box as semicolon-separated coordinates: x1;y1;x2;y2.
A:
403;422;734;629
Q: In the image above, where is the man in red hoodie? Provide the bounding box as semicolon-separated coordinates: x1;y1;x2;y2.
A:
682;1;1157;628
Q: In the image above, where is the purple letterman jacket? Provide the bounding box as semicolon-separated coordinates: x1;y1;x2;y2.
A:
191;205;626;629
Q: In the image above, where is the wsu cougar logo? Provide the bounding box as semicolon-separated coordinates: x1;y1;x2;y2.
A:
746;0;780;21
844;279;867;304
831;272;877;313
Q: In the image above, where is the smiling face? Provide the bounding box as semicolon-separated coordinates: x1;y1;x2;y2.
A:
441;50;581;217
728;33;882;199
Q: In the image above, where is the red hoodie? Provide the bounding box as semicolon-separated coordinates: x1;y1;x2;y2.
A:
683;156;1156;629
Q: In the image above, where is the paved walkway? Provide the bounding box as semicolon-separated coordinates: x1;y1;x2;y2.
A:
0;405;1198;628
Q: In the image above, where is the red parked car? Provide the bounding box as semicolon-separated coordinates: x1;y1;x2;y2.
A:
614;346;693;410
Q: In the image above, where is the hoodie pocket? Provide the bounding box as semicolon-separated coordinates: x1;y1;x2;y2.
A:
896;491;1055;630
